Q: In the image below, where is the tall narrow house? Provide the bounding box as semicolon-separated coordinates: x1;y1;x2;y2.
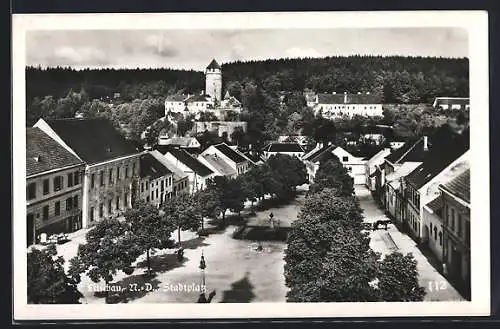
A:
34;118;142;228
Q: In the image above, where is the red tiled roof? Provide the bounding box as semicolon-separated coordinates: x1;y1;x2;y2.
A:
26;127;83;177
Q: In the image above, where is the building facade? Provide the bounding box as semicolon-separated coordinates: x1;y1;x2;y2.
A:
139;152;174;207
149;150;190;197
199;143;253;178
34;118;142;228
440;169;470;299
308;92;383;118
205;59;222;103
163;148;215;194
26;128;86;246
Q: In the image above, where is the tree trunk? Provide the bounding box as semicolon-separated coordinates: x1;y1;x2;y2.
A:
178;227;182;247
201;216;204;231
104;280;109;304
222;210;226;225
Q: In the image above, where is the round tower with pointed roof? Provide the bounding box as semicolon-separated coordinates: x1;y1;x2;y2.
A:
205;59;222;104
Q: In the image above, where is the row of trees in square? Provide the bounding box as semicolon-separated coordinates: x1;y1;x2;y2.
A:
284;153;426;302
27;154;307;304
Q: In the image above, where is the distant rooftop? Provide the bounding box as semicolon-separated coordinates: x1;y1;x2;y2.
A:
441;168;470;204
206;59;221;70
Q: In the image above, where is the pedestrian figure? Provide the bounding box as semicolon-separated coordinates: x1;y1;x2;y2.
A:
442;262;448;275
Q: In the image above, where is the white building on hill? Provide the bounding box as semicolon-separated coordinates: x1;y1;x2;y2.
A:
307;91;383;118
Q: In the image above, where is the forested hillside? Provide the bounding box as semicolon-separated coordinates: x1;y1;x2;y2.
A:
25;56;469;145
221;56;469;104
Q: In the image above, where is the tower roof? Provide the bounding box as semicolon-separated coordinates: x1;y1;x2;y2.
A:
206;59;221;70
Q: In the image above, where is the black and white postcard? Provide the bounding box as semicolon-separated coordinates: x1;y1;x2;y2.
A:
12;11;490;320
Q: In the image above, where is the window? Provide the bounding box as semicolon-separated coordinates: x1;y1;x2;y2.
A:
43;179;49;195
66;197;73;211
439;232;443;246
116;167;120;181
55;201;60;216
90;207;95;221
125;167;129;178
434;227;437;240
430;223;433;234
109;168;113;184
108;200;112;215
141;183;144;192
161;180;164;191
74;171;80;185
91;173;95;188
132;163;136;175
73;195;78;208
54;176;62;191
100;171;104;186
342;156;348;162
99;203;104;218
457;214;462;237
151;192;154;200
146;196;150;202
42;206;49;221
67;172;74;187
124;193;128;207
156;189;159;199
27;182;37;200
116;197;120;210
451;208;455;230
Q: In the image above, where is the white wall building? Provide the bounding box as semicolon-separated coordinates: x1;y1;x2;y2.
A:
308;92;383;118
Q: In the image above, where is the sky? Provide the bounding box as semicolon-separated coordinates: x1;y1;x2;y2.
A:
26;28;468;71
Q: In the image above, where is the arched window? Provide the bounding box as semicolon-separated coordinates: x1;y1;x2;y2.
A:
434;226;437;240
439;232;443;246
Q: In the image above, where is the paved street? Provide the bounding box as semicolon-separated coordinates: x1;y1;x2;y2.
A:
34;191;307;304
355;185;465;301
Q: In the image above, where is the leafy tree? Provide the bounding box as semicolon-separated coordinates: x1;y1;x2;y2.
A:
194;188;223;229
311;117;337;143
69;218;141;303
27;244;82;304
205;176;246;224
377;253;426;301
162;194;201;246
124;202;176;274
267;154;308;196
177;116;195;136
198;111;219;122
309;156;354;196
224;110;240;122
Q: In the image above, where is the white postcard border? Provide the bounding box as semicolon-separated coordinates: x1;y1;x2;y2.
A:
12;11;490;320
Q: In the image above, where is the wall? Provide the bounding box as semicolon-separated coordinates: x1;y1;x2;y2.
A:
26;164;85;244
442;192;470;283
315;103;383;118
423;205;444;262
140;174;174;208
82;154;141;228
205;68;222;102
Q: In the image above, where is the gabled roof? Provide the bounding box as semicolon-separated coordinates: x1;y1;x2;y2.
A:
385;137;428;164
264;142;305;153
139;153;172;180
406;146;468;190
426;195;443;216
200;154;237;176
433;97;470;107
26;127;84;177
163;137;199;148
303;144;336;162
167;148;213;177
366;148;391;166
386;162;422;183
149;150;188;181
165;94;188;102
441;169;470;204
185;94;212;103
214;143;247;163
42;118;139;165
206;59;221;70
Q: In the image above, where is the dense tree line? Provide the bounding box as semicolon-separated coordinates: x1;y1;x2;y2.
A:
26;66;203;101
284;154;426;302
222;55;469;103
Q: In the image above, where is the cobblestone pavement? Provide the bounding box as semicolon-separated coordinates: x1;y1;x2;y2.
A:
355;185;465;301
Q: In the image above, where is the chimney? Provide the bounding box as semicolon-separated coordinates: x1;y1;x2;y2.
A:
423;136;429;151
344;92;347;103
